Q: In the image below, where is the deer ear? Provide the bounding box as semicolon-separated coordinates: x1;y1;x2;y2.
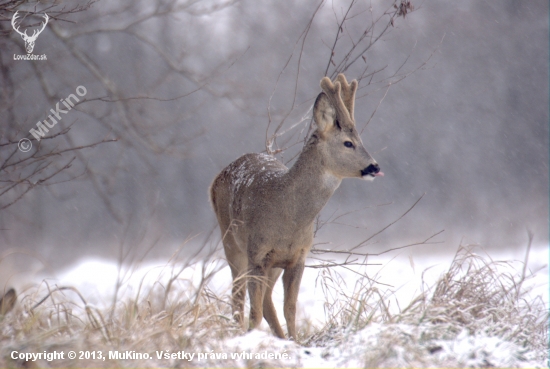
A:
313;92;336;135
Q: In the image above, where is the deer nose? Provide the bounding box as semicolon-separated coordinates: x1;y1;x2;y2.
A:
361;163;381;176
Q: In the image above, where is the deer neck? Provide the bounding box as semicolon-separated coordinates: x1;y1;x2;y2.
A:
283;138;342;225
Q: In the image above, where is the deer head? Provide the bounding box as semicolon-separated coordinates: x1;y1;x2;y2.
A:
12;11;49;54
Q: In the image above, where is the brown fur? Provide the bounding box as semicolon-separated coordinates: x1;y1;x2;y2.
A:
0;288;16;315
210;74;381;339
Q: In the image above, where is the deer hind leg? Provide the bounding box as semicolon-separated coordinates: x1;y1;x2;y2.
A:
263;267;285;338
228;260;247;328
247;263;268;332
220;223;247;328
282;261;305;340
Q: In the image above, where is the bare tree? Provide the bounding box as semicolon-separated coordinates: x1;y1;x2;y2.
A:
265;0;424;158
0;0;239;252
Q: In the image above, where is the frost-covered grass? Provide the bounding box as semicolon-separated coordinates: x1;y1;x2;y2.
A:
0;245;547;368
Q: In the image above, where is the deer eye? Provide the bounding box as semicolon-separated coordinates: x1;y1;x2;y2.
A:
344;141;354;148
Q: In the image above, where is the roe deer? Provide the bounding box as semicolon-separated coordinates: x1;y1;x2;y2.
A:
209;74;383;339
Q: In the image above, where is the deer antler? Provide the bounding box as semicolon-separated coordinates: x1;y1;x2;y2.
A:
320;75;354;126
336;74;358;121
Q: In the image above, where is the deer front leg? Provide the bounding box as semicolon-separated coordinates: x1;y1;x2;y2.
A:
247;264;267;331
282;261;305;340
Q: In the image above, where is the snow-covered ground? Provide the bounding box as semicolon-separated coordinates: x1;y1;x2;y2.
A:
24;244;547;368
52;244;549;324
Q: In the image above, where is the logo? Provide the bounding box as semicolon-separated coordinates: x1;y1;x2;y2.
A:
11;11;49;54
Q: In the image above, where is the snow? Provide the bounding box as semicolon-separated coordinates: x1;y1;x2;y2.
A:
38;244;548;367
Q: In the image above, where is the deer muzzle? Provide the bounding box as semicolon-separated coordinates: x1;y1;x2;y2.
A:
361;163;384;180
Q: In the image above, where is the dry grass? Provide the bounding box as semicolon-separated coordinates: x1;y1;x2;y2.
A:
0;244;547;368
304;244;548;367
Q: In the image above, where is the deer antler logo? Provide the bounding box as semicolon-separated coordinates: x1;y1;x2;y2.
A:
11;11;49;54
